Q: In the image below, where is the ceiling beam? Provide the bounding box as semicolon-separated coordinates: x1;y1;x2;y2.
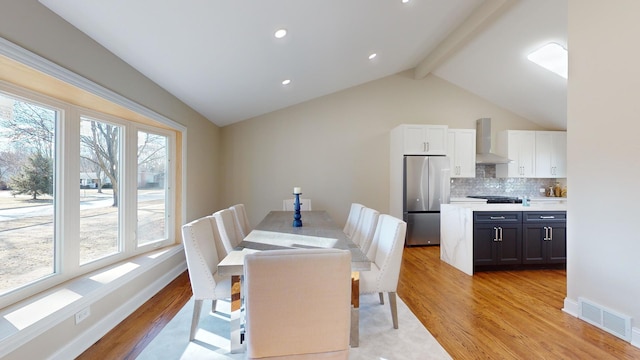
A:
413;0;517;80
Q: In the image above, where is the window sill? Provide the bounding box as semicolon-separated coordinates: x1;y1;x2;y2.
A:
0;244;185;358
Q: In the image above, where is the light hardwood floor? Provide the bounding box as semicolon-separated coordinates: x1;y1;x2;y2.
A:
78;246;640;359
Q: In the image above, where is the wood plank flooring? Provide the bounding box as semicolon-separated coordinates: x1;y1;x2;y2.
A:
78;246;640;359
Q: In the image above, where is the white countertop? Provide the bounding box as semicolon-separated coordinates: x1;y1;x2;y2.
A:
443;202;567;212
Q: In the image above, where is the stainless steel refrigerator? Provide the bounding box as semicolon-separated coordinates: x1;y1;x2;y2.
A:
403;155;451;246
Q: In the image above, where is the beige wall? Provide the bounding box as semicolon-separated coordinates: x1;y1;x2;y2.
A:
567;0;640;332
221;71;542;227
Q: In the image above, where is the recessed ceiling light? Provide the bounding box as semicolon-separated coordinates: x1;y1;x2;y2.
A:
402;0;410;3
274;28;287;39
368;53;377;60
527;42;568;79
282;79;291;85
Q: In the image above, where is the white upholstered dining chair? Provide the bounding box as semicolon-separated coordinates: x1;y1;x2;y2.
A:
360;214;407;329
343;203;364;238
212;208;243;256
283;198;312;211
243;248;352;359
181;217;231;341
229;203;251;239
351;206;380;255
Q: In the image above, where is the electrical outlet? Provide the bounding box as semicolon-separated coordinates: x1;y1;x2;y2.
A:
75;306;90;324
539;188;546;193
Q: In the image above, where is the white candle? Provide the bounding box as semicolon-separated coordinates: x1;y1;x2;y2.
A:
293;187;302;194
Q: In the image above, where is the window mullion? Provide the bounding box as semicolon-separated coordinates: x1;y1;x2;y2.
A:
122;125;138;253
60;108;82;274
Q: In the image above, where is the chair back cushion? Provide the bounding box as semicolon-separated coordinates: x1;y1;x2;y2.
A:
213;208;243;255
351;207;379;253
244;248;351;359
229;203;251;238
343;203;364;238
360;214;407;294
181;217;221;298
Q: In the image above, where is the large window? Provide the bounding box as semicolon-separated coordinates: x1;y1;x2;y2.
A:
137;130;169;246
0;93;57;295
0;82;177;302
79;117;122;264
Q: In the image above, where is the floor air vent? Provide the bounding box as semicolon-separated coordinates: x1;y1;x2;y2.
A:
578;297;631;341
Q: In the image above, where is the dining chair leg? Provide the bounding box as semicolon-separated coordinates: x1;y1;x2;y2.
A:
388;292;398;329
350;271;360;348
212;299;217;313
190;299;203;341
378;292;384;305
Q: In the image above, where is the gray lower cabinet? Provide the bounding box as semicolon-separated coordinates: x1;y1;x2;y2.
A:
473;210;567;270
522;212;567;264
473;212;522;267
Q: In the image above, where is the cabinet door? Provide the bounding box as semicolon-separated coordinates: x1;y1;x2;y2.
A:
496;224;522;264
424;125;448;155
522;224;546;264
497;131;536;178
448;129;476;178
546;222;567;263
403;125;448;155
473;224;499;266
550;132;567;177
536;131;567;178
404;125;428;154
535;132;554;178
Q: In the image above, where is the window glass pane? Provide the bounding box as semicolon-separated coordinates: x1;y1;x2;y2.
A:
79;117;121;264
0;93;56;294
137;131;168;245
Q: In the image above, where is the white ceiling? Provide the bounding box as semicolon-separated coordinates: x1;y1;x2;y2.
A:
39;0;566;129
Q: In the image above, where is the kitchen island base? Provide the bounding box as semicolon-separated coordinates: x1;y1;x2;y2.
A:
440;203;567;275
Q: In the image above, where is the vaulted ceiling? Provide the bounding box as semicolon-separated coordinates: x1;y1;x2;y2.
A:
39;0;566;129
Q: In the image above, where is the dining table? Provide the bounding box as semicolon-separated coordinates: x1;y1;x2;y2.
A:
217;210;371;353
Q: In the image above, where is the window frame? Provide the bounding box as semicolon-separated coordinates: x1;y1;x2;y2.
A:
0;77;182;309
134;124;176;249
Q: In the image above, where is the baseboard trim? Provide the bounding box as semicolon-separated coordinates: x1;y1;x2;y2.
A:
632;327;640;349
562;297;579;317
49;258;187;360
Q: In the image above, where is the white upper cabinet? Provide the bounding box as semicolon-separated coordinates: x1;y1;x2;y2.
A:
535;131;567;178
496;130;567;178
401;124;448;155
496;130;536;178
447;129;476;178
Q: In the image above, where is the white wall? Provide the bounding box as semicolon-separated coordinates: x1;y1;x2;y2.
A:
567;0;640;343
221;71;542;227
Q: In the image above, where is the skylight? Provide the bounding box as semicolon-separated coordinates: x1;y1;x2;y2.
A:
527;42;568;79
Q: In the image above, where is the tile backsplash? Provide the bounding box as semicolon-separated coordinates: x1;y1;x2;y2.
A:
450;165;564;198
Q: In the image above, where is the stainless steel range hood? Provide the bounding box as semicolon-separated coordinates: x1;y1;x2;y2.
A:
476;118;511;164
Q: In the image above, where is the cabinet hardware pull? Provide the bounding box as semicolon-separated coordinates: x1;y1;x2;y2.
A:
549;227;553;241
490;216;506;220
499;227;503;242
540;216;555;219
493;227;499;242
543;226;549;240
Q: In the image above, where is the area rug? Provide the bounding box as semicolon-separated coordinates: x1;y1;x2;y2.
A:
136;293;452;359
